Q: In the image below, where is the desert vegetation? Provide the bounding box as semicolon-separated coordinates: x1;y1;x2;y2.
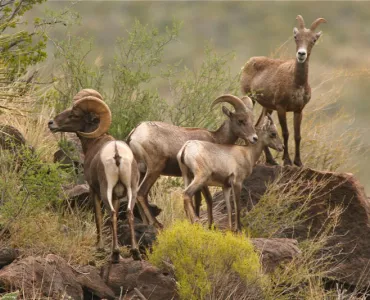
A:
0;1;369;299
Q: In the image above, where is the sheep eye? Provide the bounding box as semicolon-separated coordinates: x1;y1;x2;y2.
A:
238;120;245;125
270;132;277;138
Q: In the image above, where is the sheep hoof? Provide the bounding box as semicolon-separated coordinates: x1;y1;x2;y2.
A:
283;158;293;166
111;249;120;264
265;159;279;166
131;248;142;261
294;159;303;167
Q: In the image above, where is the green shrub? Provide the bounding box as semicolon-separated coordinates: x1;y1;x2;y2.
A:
148;220;263;300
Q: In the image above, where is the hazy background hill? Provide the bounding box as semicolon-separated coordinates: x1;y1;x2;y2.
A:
28;1;369;191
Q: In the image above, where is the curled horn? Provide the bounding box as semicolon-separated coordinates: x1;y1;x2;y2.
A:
73;89;103;102
296;15;305;30
211;94;249;113
240;96;254;111
255;108;267;128
310;18;327;31
73;96;112;138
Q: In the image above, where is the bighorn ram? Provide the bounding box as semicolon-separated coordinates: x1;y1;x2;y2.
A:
48;89;140;262
177;112;283;231
127;95;257;227
241;15;326;166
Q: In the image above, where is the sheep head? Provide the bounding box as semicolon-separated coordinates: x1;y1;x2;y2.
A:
293;15;327;63
48;89;112;138
255;113;284;152
211;94;258;144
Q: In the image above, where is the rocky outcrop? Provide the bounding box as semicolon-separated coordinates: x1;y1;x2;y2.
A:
0;248;19;268
214;165;370;288
101;258;178;300
251;238;301;274
0;255;177;300
0;254;116;299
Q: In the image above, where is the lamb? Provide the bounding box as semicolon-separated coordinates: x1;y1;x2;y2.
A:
177;112;283;231
127;94;257;228
48;89;140;262
240;15;326;167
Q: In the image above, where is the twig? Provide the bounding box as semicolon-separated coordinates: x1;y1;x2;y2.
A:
134;288;148;300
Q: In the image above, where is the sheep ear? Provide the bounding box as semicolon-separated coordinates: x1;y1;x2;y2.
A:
293;27;299;36
222;106;233;118
315;31;322;39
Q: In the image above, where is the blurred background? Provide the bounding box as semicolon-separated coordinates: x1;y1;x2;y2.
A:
25;1;369;191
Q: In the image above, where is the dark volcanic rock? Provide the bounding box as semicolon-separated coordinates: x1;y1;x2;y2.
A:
118;224;157;253
0;248;19;269
214;165;370;288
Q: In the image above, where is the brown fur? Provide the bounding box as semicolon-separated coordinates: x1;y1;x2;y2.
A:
127;96;257;228
48;91;141;263
240;15;326;167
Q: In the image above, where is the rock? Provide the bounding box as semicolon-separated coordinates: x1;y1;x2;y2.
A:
0;254;115;300
75;265;115;300
251;238;301;273
118;224;157;253
0;125;27;152
0;248;19;269
64;183;90;208
214;165;370;288
0;254;83;299
102;258;177;300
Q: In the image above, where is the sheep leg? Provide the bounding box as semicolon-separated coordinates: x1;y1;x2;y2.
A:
194;191;202;217
127;187;141;261
183;177;206;223
92;191;104;251
223;186;232;230
293;111;303;167
262;109;279;165
232;183;242;232
202;186;213;228
137;170;164;229
111;197;120;263
277;106;292;166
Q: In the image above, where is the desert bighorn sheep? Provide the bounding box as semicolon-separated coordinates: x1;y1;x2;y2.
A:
241;15;326;166
48;89;140;262
127;95;257;228
177;112;283;231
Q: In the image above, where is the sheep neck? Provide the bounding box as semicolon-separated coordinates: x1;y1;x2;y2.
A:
78;134;111;155
246;137;266;166
294;56;309;87
211;121;238;144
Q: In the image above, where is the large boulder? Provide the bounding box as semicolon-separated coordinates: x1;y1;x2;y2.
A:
0;254;115;300
102;258;178;300
214;165;370;288
251;238;301;274
0;248;19;269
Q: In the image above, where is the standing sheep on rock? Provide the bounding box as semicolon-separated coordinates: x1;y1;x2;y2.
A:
241;15;326;166
127;95;257;228
48;89;140;262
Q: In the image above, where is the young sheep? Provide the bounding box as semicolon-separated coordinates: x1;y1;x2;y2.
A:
127;95;257;228
241;15;326;167
177;113;283;231
48;89;140;262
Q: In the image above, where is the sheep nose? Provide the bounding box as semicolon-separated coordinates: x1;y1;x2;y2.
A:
298;51;306;56
253;136;258;143
48;120;54;126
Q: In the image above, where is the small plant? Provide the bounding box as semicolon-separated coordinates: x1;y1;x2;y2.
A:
148;220;263;300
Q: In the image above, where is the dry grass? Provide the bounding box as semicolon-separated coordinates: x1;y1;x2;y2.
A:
4;210;97;266
149;176;187;227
